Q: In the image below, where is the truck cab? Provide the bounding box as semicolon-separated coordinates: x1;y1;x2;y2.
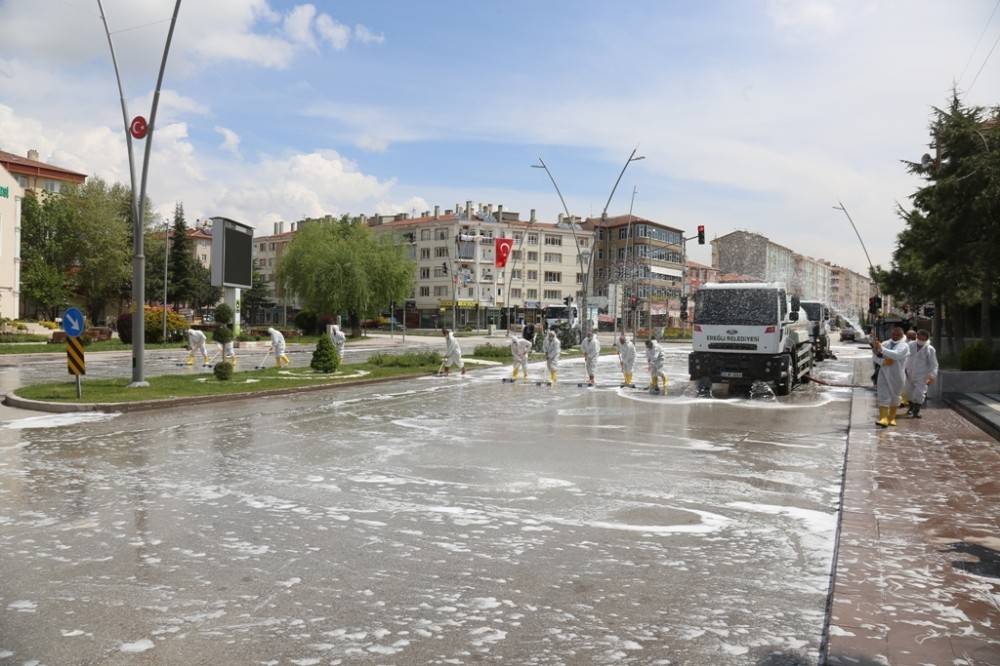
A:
688;282;813;395
800;300;832;361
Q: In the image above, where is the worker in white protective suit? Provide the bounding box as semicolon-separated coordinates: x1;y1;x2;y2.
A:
904;329;938;419
900;329;918;408
616;333;636;387
645;339;668;393
186;328;209;366
872;326;909;427
543;329;561;384
329;324;347;361
509;335;532;382
581;330;601;386
441;328;465;375
223;339;237;366
268;327;290;368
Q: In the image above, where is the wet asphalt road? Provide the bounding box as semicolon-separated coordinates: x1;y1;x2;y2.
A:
0;343;872;664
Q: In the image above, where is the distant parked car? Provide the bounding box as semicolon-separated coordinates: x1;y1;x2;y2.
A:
839;327;856;342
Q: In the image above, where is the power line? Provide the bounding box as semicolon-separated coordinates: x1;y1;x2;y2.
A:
959;0;1000;85
110;16;174;36
967;27;1000;92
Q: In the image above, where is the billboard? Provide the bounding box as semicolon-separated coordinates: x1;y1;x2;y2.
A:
210;217;254;289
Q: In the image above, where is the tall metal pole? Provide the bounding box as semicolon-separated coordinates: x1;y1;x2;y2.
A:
98;0;182;387
163;222;169;342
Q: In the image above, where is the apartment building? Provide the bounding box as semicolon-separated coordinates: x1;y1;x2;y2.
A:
0;149;86;195
0;165;25;319
712;230;833;303
369;202;590;329
586;215;685;324
250;220;301;324
826;262;876;323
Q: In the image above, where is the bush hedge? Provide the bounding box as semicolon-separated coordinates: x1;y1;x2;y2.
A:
213;361;234;380
473;343;512;358
367;350;441;367
117;307;188;344
959;341;998;371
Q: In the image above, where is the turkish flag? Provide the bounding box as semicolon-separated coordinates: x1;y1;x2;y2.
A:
495;237;514;268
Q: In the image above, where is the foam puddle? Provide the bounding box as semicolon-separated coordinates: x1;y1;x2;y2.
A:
4;412;119;430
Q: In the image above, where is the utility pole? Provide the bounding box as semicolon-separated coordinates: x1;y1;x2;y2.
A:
162;221;169;342
98;0;182;387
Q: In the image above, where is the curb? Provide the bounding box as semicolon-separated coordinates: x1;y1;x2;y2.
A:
3;371;444;414
945;394;1000;442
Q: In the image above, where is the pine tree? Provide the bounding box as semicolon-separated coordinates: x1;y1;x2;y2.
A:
168;203;198;310
311;334;340;373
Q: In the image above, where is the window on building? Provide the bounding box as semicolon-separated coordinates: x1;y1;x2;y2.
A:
435;247;449;257
510;288;521;299
544;235;562;246
527;251;538;262
544;289;561;300
617;247;626;260
597;229;605;240
420;286;430;297
512;250;522;261
513;232;523;242
435;228;449;240
544;271;561;283
511;269;522;280
576;273;583;284
466;287;475;298
434;266;448;278
528;289;538;299
420;247;431;259
268;258;273;266
576;290;585;299
270;242;276;251
420;229;431;240
543;252;561;263
527;233;538;245
619;227;628;240
579;238;589;247
527;270;538;281
420;267;430;279
407;246;416;259
14;174;28;189
41;179;61;193
597;249;604;259
433;285;448;297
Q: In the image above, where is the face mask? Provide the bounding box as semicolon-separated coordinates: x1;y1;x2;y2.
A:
916;340;926;347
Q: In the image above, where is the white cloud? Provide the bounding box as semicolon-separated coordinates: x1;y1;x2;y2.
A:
766;0;839;33
214;126;241;157
354;24;385;45
284;4;318;51
316;14;351;50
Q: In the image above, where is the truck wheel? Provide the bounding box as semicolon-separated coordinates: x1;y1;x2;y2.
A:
775;357;792;396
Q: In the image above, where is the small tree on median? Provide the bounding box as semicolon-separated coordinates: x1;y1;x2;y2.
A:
310;334;339;373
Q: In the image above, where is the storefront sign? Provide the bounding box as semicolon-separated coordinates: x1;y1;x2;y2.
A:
0;185;8;199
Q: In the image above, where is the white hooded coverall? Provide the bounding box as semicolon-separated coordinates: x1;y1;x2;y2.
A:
616;338;636;384
581;334;601;380
444;332;464;370
330;324;346;360
904;342;938;406
187;329;208;363
510;337;532;379
874;338;909;407
646;341;667;387
543;333;561;378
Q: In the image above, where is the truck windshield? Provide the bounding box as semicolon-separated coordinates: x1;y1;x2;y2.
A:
695;289;778;326
544;306;569;319
801;302;823;321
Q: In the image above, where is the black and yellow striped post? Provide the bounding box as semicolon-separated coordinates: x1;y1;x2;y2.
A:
67;336;85;398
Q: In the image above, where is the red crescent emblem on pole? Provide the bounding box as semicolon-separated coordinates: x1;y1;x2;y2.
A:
130;116;148;140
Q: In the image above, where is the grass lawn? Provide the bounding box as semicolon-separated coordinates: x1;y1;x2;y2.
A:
0;340;185;355
14;360;446;404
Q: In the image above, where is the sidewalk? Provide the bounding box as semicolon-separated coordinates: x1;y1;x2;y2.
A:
825;363;1000;665
947;392;1000;442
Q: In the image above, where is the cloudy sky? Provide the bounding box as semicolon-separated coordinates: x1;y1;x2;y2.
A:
1;0;998;272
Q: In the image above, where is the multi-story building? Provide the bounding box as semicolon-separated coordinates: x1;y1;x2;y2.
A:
369;202;589;329
712;230;834;302
156;223;213;270
587;215;685;326
0;165;25;319
250;220;302;324
826;262;875;324
0;150;87;319
0;149;86;195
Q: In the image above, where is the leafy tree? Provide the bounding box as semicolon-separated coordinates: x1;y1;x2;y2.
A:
21;262;68;320
167;203;198;309
189;262;222;315
214;302;234;327
240;269;271;325
276;217;415;336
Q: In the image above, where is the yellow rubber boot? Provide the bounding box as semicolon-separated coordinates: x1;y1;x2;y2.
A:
281;354;290;367
550;370;557;385
624;372;632;386
888;406;898;426
186;354;194;366
660;374;668;395
877;407;889;427
512;367;519;380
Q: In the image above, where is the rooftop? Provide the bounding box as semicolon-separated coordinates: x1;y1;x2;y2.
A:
583;215;684;233
0;149;87;181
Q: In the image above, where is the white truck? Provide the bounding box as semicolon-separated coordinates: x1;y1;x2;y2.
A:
543;303;599;332
688;282;814;396
800;300;833;362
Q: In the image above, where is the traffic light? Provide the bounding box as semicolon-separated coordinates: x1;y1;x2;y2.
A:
441;262;448;275
680;295;688;311
875;295;883;312
563;295;573;306
697;225;705;245
868;296;876;314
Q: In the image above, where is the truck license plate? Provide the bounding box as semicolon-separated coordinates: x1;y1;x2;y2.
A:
721;371;743;378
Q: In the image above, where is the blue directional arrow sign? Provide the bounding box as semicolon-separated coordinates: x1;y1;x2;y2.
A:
62;307;85;337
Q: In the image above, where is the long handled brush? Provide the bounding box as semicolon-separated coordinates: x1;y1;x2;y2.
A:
255;348;274;370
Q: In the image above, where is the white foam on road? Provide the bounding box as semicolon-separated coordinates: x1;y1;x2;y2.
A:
3;412;119;430
727;502;836;534
119;639;155;653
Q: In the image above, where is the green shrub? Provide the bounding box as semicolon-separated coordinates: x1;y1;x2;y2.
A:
214;303;234;327
473;343;512;358
213;324;233;346
959;341;994;371
236;332;253;342
213;361;234;380
16;323;27;331
662;326;692;340
368;350;441;367
39;321;59;330
0;333;49;343
310;334;340;373
117;307;188;344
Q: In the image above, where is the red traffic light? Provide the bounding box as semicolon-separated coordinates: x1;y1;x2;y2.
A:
697;225;705;245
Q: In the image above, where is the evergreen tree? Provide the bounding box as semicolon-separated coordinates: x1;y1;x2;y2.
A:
310;334;339;373
168;203;198;310
241;269;271;325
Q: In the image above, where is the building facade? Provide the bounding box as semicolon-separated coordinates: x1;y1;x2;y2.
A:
587;215;686;325
827;262;875;324
685;259;720;321
711;230;834;303
369;202;589;329
0;149;86;195
0;166;25;319
250;221;301;324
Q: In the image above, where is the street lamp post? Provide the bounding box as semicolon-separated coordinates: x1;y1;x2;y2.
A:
98;0;182;387
531;149;644;340
163;221;169;342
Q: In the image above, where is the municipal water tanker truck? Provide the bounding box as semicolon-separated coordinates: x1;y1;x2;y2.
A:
688;282;814;396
